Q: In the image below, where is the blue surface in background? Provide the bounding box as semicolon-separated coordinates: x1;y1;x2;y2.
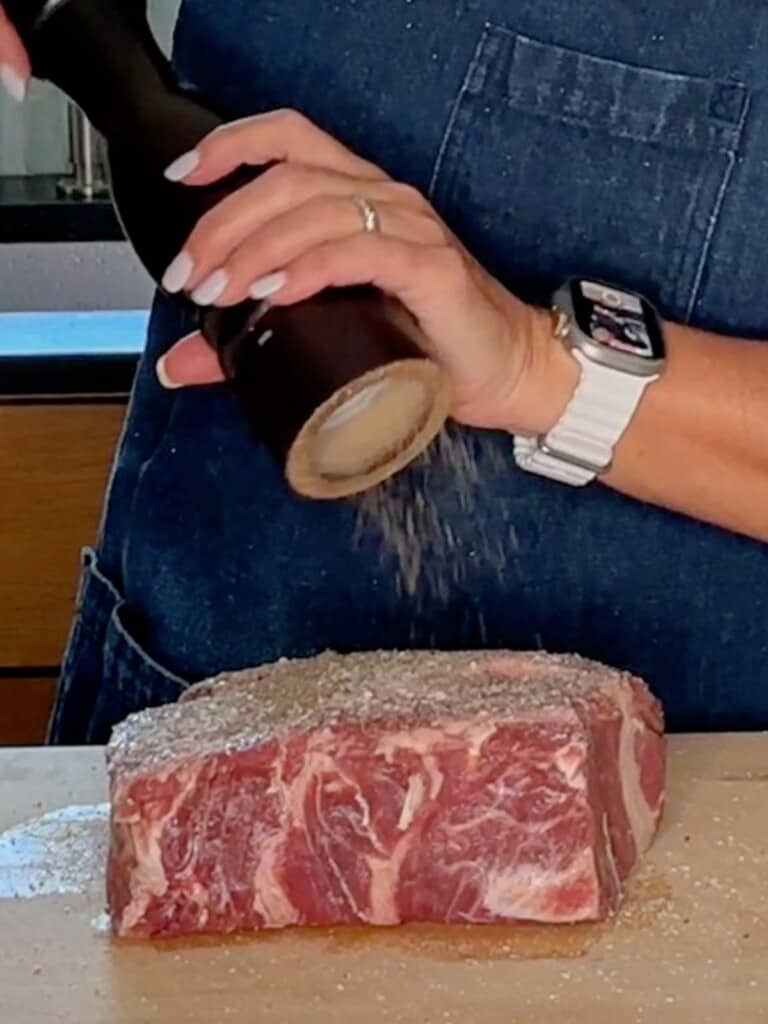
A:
0;310;150;357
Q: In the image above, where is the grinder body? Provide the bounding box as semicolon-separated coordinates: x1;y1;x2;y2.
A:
6;0;450;497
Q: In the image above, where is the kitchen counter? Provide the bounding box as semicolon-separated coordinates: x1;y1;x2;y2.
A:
0;310;145;397
1;738;767;1023
0;310;145;707
0;175;121;244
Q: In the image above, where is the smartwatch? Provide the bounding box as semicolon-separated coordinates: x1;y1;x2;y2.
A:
514;279;667;485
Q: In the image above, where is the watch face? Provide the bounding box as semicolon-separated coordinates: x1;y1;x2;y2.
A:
571;280;664;360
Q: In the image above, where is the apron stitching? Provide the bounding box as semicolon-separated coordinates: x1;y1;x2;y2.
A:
428;24;491;201
684;92;751;323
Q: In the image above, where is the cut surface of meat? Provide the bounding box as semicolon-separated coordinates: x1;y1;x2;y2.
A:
105;650;665;938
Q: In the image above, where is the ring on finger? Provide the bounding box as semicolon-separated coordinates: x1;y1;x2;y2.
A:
351;195;381;235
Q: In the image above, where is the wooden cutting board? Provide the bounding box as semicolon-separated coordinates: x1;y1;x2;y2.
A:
1;738;766;1024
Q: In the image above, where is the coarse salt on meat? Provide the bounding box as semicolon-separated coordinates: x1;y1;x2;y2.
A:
106;650;665;938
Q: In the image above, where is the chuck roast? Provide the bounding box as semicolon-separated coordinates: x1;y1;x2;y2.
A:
106;650;665;937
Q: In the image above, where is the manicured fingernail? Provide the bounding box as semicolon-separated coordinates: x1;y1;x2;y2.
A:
191;268;229;306
164;149;200;182
155;354;183;390
248;271;287;300
0;65;27;103
161;251;194;293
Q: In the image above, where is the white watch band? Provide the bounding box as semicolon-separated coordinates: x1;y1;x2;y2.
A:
514;352;654;485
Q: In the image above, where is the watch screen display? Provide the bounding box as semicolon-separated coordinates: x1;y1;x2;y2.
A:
572;281;663;359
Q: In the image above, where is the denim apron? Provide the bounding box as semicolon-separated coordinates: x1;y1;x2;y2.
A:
50;0;768;742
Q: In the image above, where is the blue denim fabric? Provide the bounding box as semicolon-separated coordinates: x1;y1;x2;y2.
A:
50;0;768;743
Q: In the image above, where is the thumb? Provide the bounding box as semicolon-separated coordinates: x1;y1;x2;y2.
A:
155;331;226;389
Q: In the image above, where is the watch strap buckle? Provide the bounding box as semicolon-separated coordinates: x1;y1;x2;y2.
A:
536;437;612;476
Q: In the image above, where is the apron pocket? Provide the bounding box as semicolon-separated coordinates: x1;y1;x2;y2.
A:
429;25;749;320
50;548;189;745
86;599;190;745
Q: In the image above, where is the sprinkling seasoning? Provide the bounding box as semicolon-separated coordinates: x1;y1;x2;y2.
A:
355;424;509;603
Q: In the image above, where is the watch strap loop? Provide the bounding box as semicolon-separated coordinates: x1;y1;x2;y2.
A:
514;354;654;485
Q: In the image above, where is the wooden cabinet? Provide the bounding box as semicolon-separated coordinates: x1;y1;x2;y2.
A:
0;402;125;742
0;677;58;745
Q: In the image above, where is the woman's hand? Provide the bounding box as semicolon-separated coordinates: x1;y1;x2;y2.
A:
0;6;29;101
152;111;768;541
156;110;573;435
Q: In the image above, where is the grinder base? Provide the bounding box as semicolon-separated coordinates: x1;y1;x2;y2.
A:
287;359;452;499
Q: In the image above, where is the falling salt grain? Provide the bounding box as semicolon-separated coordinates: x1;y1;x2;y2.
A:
355;426;504;603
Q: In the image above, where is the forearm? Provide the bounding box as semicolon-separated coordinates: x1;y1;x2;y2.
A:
520;312;768;543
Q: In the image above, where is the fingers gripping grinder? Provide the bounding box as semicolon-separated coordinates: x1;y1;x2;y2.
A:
7;0;451;497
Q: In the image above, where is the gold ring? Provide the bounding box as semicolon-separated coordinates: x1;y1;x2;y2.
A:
351;195;381;234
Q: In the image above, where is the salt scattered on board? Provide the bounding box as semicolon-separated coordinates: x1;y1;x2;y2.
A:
0;803;109;899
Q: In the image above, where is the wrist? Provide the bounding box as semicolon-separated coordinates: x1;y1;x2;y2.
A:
502;305;580;436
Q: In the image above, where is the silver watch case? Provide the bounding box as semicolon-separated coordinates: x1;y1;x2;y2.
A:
553;281;666;378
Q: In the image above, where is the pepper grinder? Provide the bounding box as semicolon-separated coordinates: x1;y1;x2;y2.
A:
7;0;451;498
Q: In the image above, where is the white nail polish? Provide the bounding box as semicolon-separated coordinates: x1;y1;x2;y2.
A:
0;65;27;103
249;271;287;300
161;251;194;293
164;149;201;182
191;269;229;306
155;355;182;390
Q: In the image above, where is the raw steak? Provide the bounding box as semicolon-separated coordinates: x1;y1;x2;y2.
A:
106;650;665;938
